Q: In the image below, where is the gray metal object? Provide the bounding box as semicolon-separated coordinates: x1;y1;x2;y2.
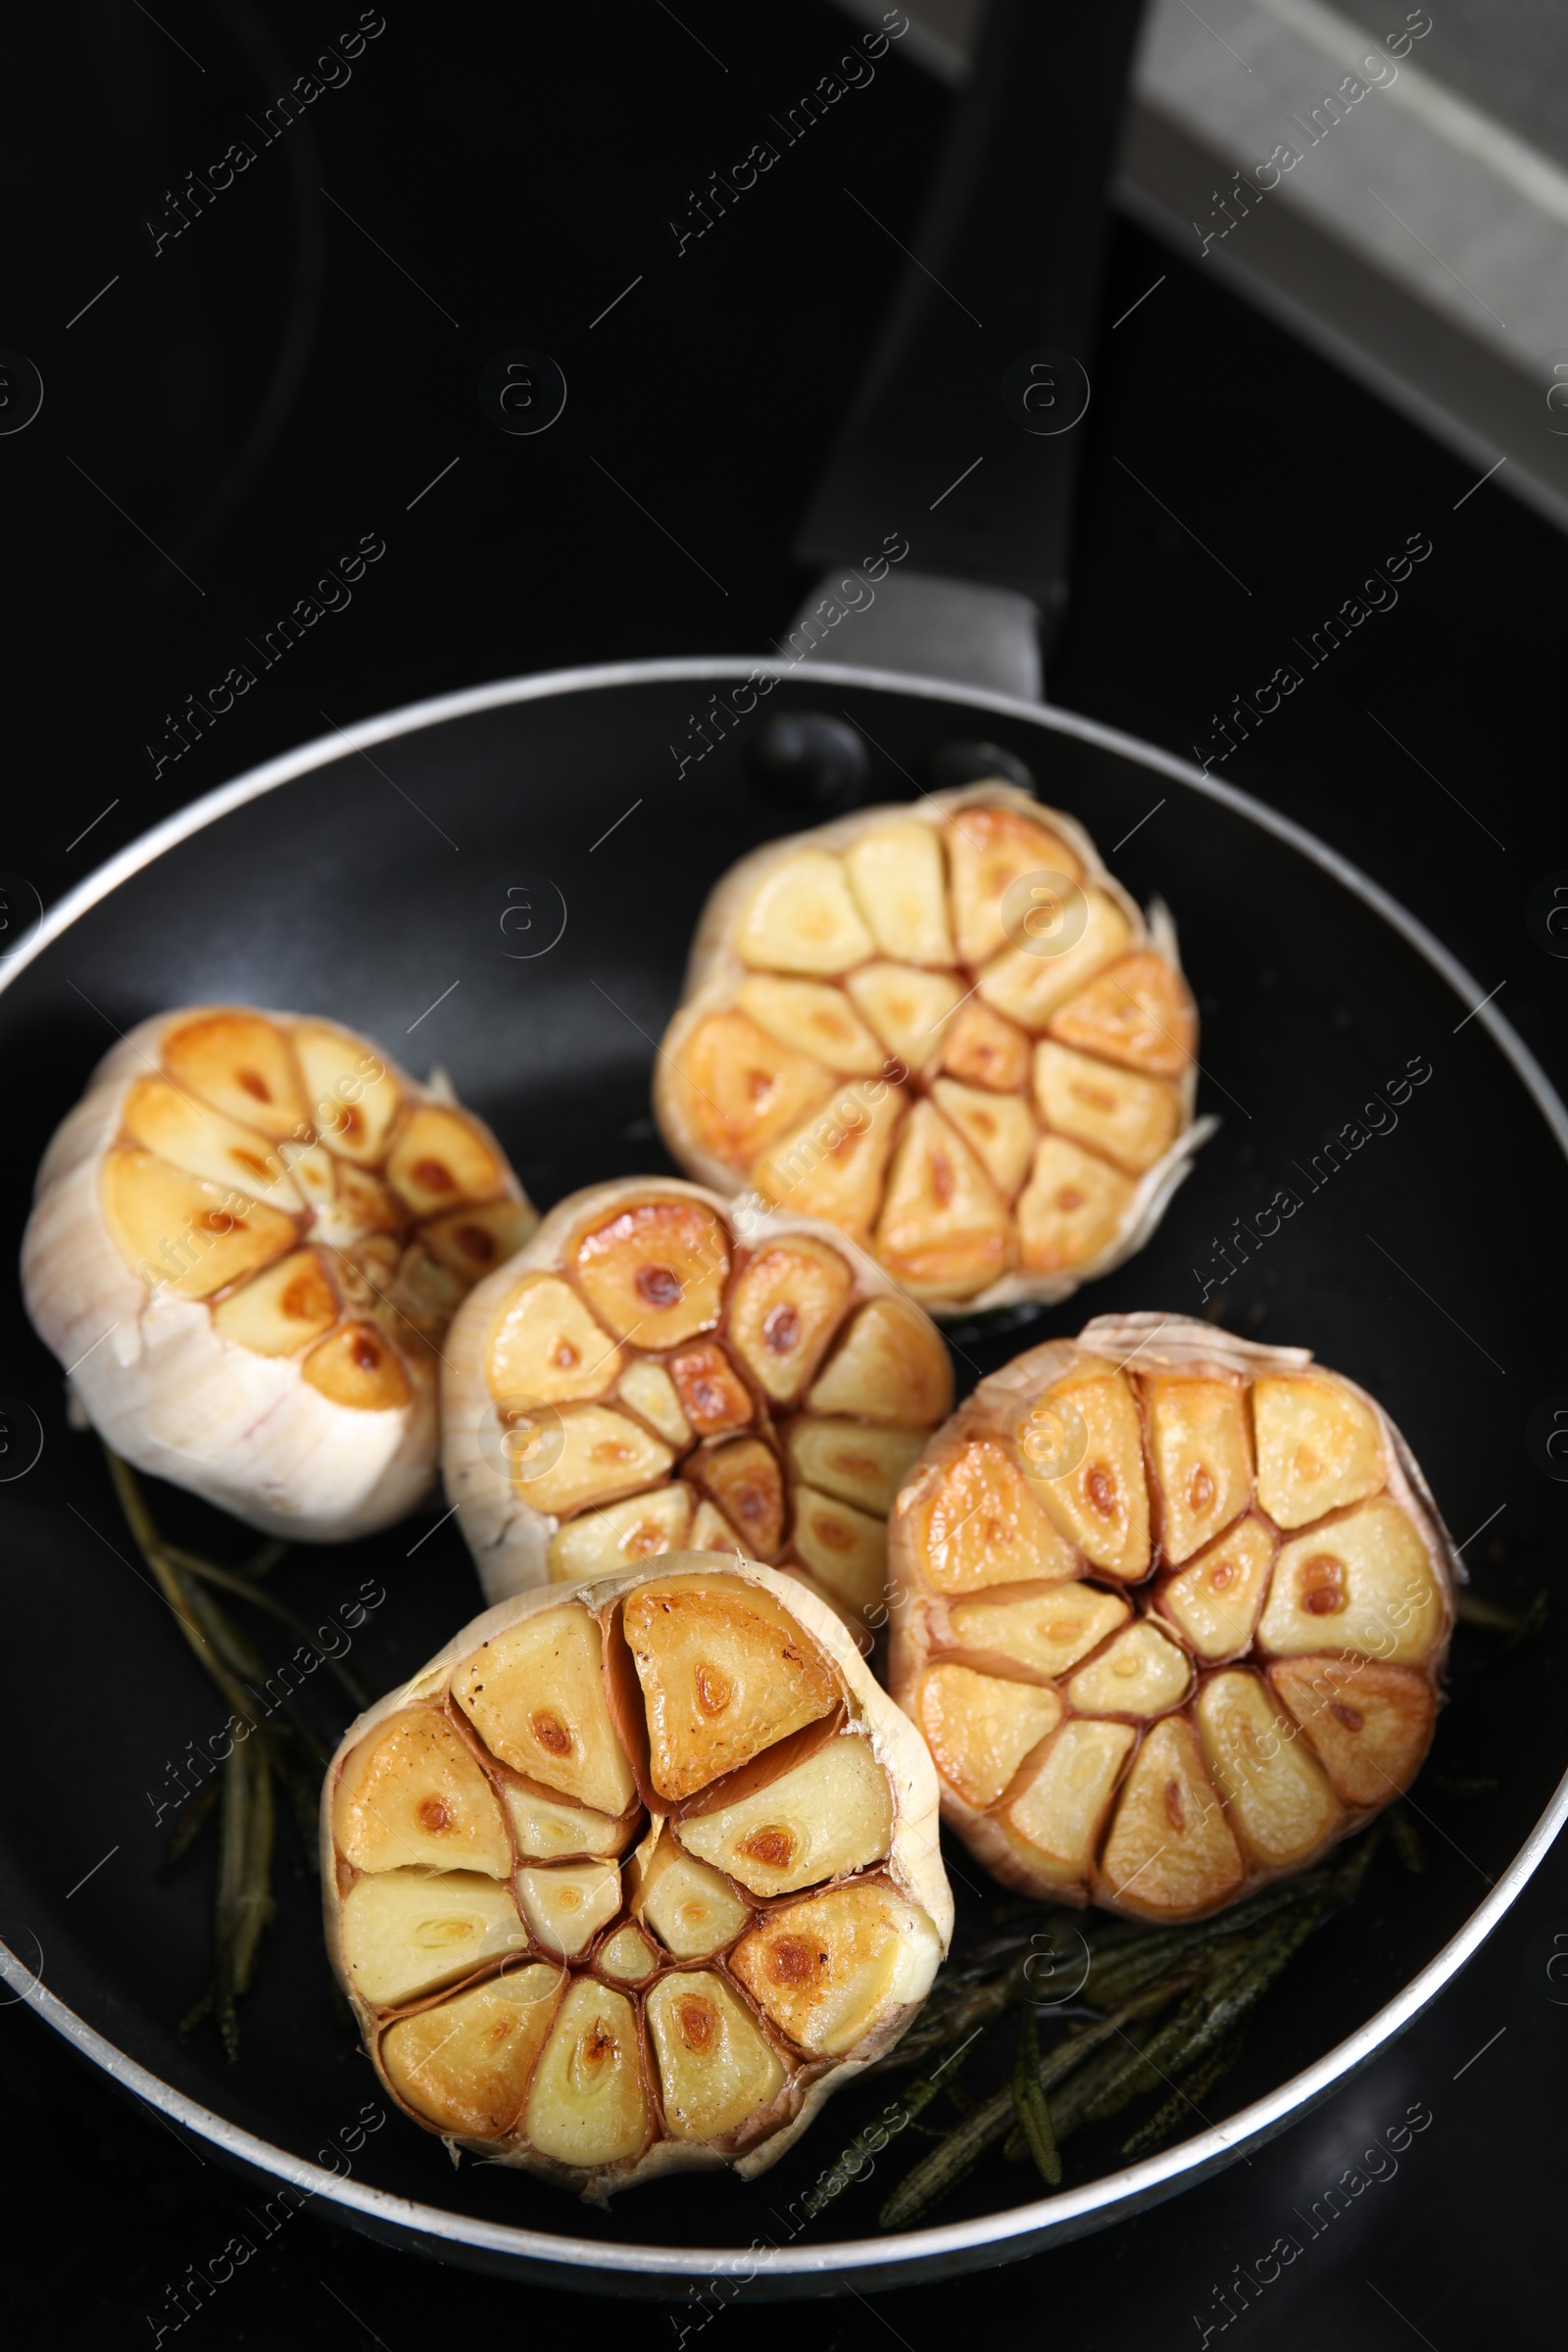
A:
4;650;1566;2291
839;0;1568;533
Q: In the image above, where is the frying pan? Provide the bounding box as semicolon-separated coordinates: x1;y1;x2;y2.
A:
3;0;1566;2299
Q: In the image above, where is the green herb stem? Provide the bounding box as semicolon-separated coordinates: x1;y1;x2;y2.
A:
165;1545;373;1709
103;1447;339;2057
800;2031;986;2220
878;1975;1192;2230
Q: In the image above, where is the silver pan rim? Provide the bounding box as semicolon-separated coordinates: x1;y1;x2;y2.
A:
4;653;1564;2289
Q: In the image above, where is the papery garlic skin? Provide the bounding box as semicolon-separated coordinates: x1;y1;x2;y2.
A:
888;1313;1457;1923
440;1176;954;1629
320;1555;952;2199
23;1004;535;1541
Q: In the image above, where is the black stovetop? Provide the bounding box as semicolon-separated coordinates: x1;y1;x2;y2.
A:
2;4;1563;2341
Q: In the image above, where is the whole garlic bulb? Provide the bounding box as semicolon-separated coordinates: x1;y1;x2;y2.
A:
653;784;1214;1318
439;1176;954;1626
321;1555;951;2197
23;1004;536;1540
888;1313;1456;1922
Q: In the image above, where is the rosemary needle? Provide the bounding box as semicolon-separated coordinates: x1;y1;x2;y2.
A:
1011;2004;1062;2187
1120;2027;1247;2161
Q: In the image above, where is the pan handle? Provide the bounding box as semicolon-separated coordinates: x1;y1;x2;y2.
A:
791;0;1148;691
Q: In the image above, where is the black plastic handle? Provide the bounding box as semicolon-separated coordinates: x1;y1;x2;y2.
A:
794;0;1148;665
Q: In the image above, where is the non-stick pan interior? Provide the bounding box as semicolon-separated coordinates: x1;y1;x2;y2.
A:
1;666;1561;2280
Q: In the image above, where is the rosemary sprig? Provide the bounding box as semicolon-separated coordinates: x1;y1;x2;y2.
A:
104;1446;362;2057
880;1865;1354;2086
876;1826;1382;2230
797;2029;985;2221
163;1545;373;1710
195;1719;276;2057
1073;1902;1323;2132
878;1975;1192;2229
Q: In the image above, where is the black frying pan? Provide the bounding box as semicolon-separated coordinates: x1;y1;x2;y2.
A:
2;0;1565;2299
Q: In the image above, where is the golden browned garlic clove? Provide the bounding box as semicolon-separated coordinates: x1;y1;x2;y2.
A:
729;1882;943;2058
634;1829;756;1959
380;1966;565;2139
23;1004;534;1539
676;1734;894;1896
653;786;1213;1317
320;1557;951;2198
441;1178;954;1636
888;1313;1456;1923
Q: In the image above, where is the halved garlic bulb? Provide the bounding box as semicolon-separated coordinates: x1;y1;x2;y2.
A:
440;1176;954;1635
888;1313;1455;1922
22;1004;535;1539
321;1556;951;2198
654;785;1213;1316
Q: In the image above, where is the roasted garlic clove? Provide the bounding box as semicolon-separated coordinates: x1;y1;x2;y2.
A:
338;1869;532;2007
1065;1621;1191;1717
1195;1671;1342;1872
624;1573;838;1800
675;1010;836;1171
888;1313;1455;1922
502;1784;636;1864
23;1004;534;1539
381;1967;565;2139
729;1882;944;2058
488;1276;626;1407
874;1101;1010;1300
676;1733;894;1896
915;1664;1064;1810
572;1196;731;1346
321;1557;951;2196
442;1178;954;1637
1157;1516;1276;1661
979;891;1134;1034
844;816;956;965
785;1419;924;1517
788;1485;891;1617
599;1923;660;1984
546;1485;696;1585
517;1860;624;1958
452;1605;638;1817
736;975;887;1075
689;1437;786;1562
635;1830;755;1958
332;1709;512;1877
726;1236;855;1403
1268;1656;1437;1806
1097;1714;1246;1919
996;1720;1136;1888
524;1980;651;2170
908;1437;1080;1593
645;1971;787;2142
655;785;1210;1315
510;1405;675;1521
